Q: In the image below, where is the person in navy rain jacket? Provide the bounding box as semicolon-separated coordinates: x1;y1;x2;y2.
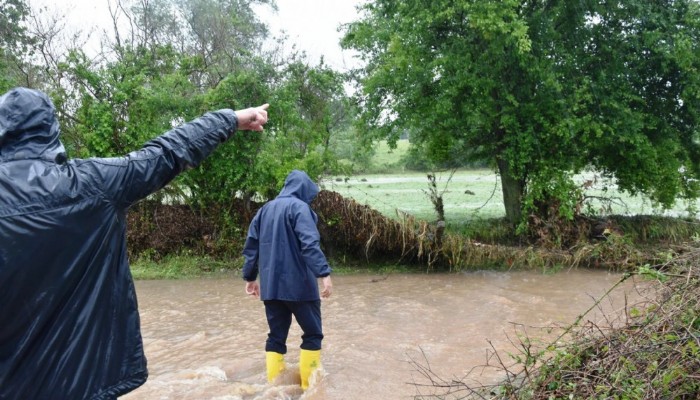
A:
0;87;268;400
242;169;333;390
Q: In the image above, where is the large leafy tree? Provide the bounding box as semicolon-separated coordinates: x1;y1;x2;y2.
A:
572;1;700;209
342;0;700;227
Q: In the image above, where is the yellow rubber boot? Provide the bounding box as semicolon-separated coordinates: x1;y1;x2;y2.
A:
299;349;321;390
266;352;286;383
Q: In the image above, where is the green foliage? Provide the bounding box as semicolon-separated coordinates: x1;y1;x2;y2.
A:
0;0;34;91
40;0;355;219
572;1;700;209
638;264;669;283
58;45;201;158
343;0;570;225
181;69;273;208
343;0;700;230
127;0;273;87
0;0;32;50
244;60;354;200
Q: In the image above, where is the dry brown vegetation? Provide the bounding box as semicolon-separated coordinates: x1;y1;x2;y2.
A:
127;191;697;273
312;191;677;272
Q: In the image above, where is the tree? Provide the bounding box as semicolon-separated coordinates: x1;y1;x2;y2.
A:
23;0;353;226
342;0;700;228
180;65;273;209
247;59;354;200
70;45;202;152
117;0;274;88
571;1;700;209
54;0;275;208
0;0;34;91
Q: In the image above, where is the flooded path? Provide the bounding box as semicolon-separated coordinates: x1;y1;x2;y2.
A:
122;270;641;399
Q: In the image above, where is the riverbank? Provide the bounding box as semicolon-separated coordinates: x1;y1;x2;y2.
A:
130;254;418;280
409;255;700;399
126;174;700;280
129;211;700;280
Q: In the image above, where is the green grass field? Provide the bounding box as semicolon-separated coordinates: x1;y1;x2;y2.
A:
327;140;699;229
323;170;505;223
368;139;411;172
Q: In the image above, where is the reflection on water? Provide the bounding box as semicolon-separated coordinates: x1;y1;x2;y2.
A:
122;270;642;399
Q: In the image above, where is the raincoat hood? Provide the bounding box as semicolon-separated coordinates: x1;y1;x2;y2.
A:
278;169;319;204
0;87;66;163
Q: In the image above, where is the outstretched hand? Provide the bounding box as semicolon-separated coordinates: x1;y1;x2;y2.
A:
235;104;269;131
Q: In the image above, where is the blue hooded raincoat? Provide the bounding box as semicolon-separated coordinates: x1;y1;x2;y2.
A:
0;87;239;399
242;170;331;301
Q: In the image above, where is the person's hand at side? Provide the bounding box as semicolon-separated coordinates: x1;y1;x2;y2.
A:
245;281;260;298
235;104;269;131
321;276;333;299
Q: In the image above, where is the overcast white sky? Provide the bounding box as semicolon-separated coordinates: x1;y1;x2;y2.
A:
28;0;364;71
256;0;363;71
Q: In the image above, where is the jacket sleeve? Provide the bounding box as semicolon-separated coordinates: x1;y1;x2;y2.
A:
90;109;238;208
241;212;261;281
294;203;332;277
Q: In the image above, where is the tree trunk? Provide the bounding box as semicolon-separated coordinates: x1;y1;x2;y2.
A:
497;157;524;227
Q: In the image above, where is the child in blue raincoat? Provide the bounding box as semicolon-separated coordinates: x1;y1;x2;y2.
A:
242;170;333;390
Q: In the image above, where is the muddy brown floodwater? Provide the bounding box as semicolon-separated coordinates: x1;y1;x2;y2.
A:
122;270;642;400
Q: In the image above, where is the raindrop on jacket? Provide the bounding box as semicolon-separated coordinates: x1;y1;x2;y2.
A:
0;87;239;399
242;170;332;301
